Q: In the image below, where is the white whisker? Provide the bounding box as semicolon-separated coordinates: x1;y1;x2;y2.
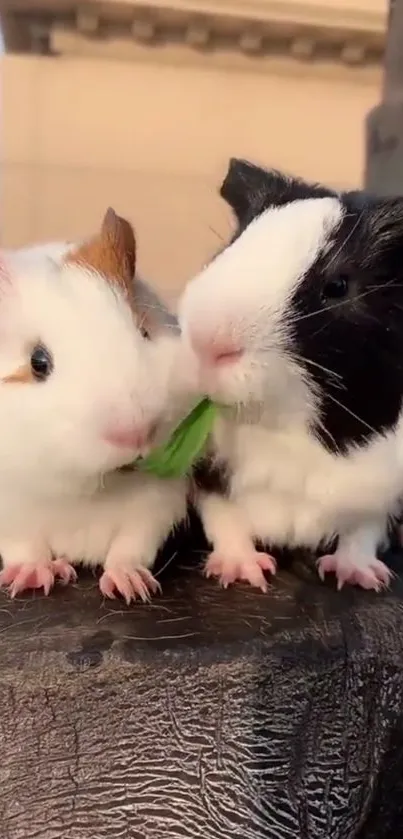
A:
258;350;345;389
324;391;377;436
287;279;397;326
291;354;344;383
313;414;340;453
325;209;364;272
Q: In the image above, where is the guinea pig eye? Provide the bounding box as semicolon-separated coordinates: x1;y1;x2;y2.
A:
322;274;349;302
30;344;53;381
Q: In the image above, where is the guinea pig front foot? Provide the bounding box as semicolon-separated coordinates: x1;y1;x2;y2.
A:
204;549;276;592
99;564;161;605
317;551;391;592
0;556;77;598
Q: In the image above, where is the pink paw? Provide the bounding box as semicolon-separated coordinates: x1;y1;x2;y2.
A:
99;566;161;605
204;550;276;592
0;557;77;598
317;552;392;592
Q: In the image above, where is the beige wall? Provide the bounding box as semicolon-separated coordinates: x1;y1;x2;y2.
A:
1;51;382;301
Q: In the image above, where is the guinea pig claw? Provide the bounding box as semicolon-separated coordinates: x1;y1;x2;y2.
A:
0;557;77;597
204;549;276;591
99;565;161;605
52;557;78;585
317;552;392;592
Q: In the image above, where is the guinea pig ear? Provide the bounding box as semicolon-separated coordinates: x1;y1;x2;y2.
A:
65;207;136;300
220;159;337;227
220;158;268;224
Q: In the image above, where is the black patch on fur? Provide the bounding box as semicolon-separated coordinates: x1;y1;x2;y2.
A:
289;192;403;451
220;159;403;452
192;455;230;495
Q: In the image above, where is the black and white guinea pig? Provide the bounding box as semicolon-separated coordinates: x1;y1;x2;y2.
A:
178;158;403;593
0;209;188;603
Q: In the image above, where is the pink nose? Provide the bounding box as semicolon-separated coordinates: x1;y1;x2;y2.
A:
190;334;243;366
103;424;154;450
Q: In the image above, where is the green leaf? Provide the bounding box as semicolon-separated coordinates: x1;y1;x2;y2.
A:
137;398;217;479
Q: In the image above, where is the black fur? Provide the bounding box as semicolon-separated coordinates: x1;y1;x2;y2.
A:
192;455;230;495
220;158;403;452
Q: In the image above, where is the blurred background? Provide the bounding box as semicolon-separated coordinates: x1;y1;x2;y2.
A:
0;0;387;303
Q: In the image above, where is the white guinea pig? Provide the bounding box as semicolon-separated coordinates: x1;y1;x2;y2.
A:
178;158;403;593
0;208;187;602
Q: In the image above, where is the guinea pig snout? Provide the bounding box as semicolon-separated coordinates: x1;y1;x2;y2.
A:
102;421;157;452
189;331;244;367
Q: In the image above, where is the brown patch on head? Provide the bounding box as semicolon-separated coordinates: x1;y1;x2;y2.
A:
65;207;137;306
63;210;171;339
2;363;34;384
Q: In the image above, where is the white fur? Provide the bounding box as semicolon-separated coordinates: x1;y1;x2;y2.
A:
179;198;403;568
0;249;188;577
4;241;74;271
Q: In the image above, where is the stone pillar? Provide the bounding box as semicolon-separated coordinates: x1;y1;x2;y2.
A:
365;0;403;194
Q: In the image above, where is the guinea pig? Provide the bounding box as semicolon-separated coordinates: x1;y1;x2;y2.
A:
0;208;187;602
178;158;403;592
